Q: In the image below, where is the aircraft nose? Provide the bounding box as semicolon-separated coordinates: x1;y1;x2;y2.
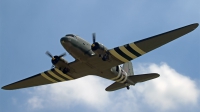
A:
60;36;71;44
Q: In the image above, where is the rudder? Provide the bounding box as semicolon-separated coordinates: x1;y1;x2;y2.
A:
122;61;134;75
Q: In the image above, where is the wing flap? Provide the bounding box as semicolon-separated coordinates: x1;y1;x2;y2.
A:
108;23;198;63
2;68;74;90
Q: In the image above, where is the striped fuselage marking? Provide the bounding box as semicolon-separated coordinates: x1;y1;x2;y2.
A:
111;72;128;83
109;43;146;63
41;68;74;83
110;66;128;83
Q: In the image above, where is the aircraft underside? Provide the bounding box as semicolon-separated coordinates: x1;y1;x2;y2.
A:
1;23;198;91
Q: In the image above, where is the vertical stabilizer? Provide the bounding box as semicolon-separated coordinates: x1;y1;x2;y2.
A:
122;61;134;75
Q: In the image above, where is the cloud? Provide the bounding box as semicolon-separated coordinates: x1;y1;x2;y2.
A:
27;96;43;109
134;63;199;111
25;62;199;112
27;76;111;111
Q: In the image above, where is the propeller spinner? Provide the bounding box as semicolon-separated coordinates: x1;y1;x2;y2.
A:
91;33;100;51
45;51;66;67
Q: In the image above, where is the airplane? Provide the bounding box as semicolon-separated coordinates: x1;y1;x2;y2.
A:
1;23;199;91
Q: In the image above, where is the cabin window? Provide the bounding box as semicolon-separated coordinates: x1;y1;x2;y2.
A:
66;34;75;37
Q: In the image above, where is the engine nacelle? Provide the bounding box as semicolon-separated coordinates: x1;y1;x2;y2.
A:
53;57;68;69
110;65;128;83
91;42;108;54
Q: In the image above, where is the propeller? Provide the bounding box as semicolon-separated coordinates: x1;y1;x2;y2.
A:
45;51;66;68
46;51;53;58
58;52;66;58
91;33;100;51
92;33;96;43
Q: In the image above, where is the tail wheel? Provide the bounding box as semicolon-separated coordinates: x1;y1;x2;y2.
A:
126;86;130;90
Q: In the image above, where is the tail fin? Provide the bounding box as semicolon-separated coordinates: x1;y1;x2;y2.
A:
123;61;134;75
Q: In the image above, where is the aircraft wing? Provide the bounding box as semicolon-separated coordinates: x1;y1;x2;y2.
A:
108;23;198;64
2;68;74;90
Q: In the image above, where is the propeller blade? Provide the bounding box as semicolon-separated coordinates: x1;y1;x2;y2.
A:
46;51;66;68
59;52;66;57
92;33;96;43
46;51;53;58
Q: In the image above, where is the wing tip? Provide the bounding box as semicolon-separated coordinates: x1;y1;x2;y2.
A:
1;83;20;90
105;88;115;92
105;88;110;92
191;23;199;29
155;73;160;77
151;73;160;78
1;85;10;90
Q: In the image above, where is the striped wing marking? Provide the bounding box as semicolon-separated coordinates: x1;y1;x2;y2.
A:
109;43;146;62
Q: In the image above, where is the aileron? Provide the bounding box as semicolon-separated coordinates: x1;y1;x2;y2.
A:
134;23;198;53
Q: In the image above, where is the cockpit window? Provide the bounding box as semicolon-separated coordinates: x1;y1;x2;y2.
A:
65;34;75;37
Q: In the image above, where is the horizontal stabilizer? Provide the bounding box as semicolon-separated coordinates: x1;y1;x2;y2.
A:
105;82;126;91
105;73;159;91
128;73;160;83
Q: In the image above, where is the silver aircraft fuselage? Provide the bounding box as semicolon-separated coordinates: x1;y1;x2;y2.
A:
60;34;94;61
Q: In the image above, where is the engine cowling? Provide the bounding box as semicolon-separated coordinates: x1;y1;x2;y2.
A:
53;57;68;69
91;42;108;54
110;65;128;83
51;56;68;65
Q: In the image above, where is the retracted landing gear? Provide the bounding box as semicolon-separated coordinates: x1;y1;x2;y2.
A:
62;68;70;74
102;53;109;61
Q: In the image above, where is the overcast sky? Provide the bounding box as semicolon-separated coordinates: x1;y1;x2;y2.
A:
0;1;200;112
